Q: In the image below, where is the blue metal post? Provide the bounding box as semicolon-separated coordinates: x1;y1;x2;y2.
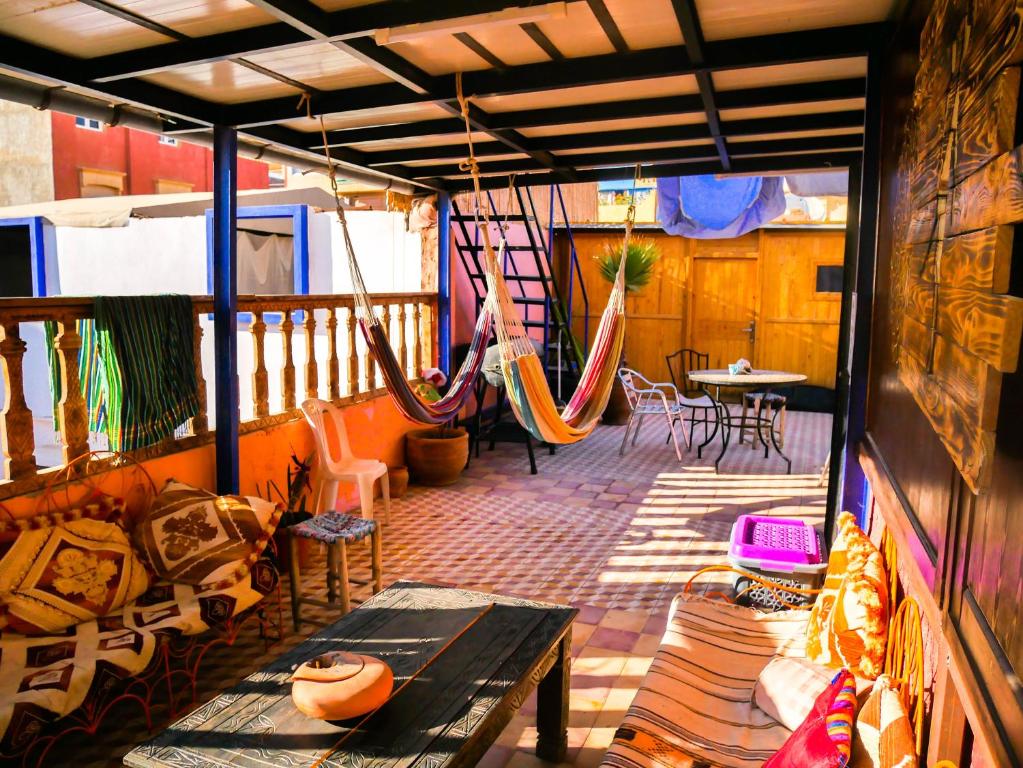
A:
212;125;239;494
436;191;452;376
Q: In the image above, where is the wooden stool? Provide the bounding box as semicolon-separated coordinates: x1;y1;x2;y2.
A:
287;511;382;632
740;391;787;449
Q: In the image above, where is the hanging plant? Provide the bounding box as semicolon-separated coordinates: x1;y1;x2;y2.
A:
597;238;660;293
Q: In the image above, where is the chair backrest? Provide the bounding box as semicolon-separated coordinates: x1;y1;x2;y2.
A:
617;367;643;411
666;348;708;397
301;398;354;468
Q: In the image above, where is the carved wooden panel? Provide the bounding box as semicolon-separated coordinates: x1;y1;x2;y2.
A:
891;0;1023;492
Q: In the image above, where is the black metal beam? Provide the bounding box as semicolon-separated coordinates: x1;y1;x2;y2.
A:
455;33;507;68
520;22;563;60
670;0;729;169
359;109;865;165
244;0;329;39
312;80;865;147
405;133;863;178
220;24;878;128
440;150;862;191
586;0;629;52
86;1;533;82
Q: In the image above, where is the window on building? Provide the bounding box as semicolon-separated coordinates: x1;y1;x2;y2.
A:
74;116;102;131
267;163;287;188
79;168;125;197
158;135;178;146
815;264;844;294
154;179;194;194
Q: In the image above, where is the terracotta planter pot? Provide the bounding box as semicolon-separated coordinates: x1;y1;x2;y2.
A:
387;466;409;498
406;428;469;486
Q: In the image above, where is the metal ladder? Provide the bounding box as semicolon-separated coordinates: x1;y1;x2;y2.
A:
451;184;589;400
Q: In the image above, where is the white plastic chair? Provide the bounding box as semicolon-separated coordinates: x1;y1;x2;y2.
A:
617;368;690;461
301;398;390;522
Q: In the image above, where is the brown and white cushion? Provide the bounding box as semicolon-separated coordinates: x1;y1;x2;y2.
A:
853;675;918;768
133;481;281;591
0;518;150;635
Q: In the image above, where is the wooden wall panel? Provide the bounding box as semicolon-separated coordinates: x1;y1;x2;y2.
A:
757;230;844;387
562;228;843;388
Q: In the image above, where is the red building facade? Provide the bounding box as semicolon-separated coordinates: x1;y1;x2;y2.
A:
50;112;269;200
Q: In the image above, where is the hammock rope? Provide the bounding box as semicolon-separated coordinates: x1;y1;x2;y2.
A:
456;72;633;444
316;115;492;424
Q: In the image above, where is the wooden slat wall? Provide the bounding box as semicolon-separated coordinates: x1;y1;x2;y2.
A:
865;0;1023;764
560;228;844;387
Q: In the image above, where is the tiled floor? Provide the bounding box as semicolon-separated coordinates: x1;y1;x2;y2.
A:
51;408;830;768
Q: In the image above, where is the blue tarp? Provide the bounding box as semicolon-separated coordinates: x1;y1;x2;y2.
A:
656;174;786;239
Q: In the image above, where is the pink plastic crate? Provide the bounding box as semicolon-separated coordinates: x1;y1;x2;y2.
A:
728;514;825;574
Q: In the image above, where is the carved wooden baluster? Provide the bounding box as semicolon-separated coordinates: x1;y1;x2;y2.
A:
366;305;378;390
251;312;270;418
326;308;340;401
426;300;437;370
397;303;409;377
347;306;360;398
55;318;89;463
0;323;37;480
413;301;424;376
304;307;318;401
381;303;393;383
281;309;296;411
191;312;209;434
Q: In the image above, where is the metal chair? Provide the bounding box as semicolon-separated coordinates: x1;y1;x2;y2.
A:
617;367;689;461
665;348;719;446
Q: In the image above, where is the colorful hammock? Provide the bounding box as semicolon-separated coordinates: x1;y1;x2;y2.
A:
457;74;630;445
317;117;491;425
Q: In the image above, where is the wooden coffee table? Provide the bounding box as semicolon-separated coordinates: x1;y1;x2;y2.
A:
124;582;576;768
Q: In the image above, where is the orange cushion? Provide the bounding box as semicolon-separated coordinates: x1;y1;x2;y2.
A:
133;481;281;591
852;676;918;767
806;512;889;679
0;518;150;634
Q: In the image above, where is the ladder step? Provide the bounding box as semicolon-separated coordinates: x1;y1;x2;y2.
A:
512;297;547;305
464;272;551;283
521;320;548;328
450;213;535;223
456;244;541;252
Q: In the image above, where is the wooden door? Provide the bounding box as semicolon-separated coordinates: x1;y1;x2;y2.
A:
689;251;758;369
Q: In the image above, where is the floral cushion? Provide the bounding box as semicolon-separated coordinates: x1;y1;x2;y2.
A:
764;669;858;768
133;481;281;591
853;675;918;768
0;518;150;635
0;495;126;559
806;512;889;679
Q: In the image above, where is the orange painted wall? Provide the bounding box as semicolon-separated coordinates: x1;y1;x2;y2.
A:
3;394;419;520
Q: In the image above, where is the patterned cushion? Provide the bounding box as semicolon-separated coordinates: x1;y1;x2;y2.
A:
764;669;858;768
0;519;150;635
133;481;282;591
852;676;918;768
0;495;126;560
806;512;889;679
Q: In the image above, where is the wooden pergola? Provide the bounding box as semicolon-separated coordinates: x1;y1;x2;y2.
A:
0;0;891;509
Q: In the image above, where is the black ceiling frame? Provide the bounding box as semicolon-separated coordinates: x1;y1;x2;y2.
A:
311;78;866;148
670;0;730;170
402;133;862;179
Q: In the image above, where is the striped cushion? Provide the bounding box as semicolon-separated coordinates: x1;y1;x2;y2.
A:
852;676;918;768
806;513;889;679
602;594;811;768
754;656;839;731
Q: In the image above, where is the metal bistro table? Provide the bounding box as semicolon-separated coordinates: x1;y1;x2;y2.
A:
687;369;807;474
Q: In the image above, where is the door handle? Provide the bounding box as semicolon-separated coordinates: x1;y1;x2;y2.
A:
742;320;756;342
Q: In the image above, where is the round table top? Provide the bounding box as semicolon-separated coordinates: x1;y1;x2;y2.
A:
687;368;807;387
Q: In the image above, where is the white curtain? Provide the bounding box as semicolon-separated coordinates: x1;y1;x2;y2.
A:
238;231;294;294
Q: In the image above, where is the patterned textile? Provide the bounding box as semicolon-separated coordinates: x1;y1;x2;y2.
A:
0;559;277;754
601;593;811;768
754;656;843;732
0;519;150;635
0;495;124;558
290;511;377;544
763;669;858;768
852;676;918;768
806;512;889;679
134;481;282;591
93;294;200;451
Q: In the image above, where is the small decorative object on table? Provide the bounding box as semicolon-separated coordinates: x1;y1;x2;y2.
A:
728;514;826;609
728;357;753;375
291;650;393;721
